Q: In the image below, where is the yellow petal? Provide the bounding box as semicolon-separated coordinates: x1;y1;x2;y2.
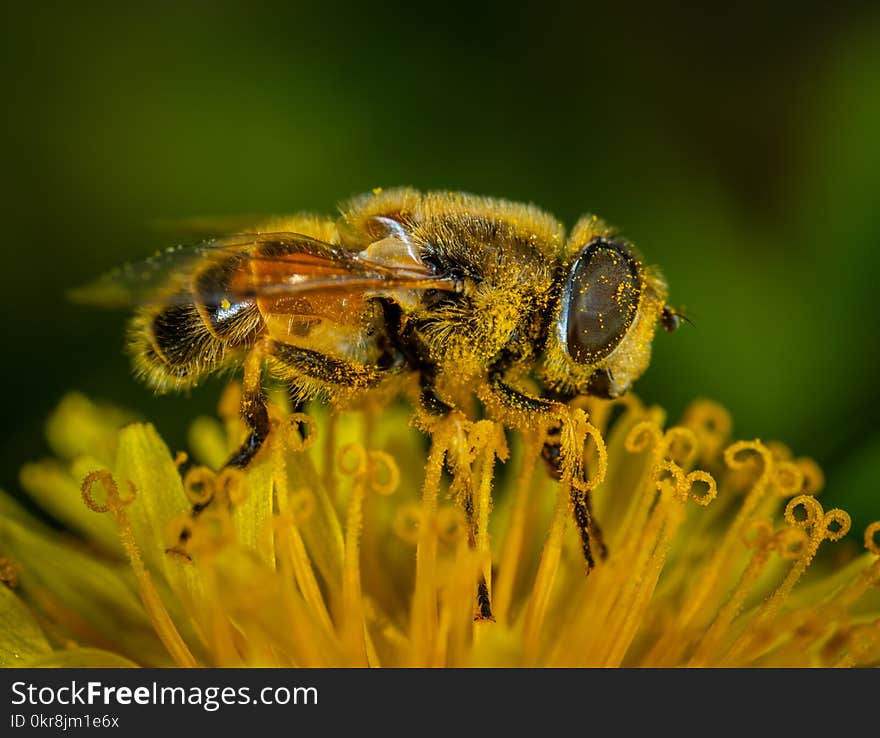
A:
0;489;55;536
0;514;169;666
23;647;139;667
46;393;135;465
231;450;275;567
112;423;206;610
0;584;51;666
187;416;230;470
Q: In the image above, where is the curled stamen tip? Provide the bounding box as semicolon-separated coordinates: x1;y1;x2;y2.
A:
182;466;217;506
337;443;369;477
216;467;248;506
664;426;699;466
784;495;825;530
723;440;772;471
686;470;717;506
81;469;136;513
654;460;687;500
582;421;608;488
392;503;424;545
865;521;880;555
773;461;805;497
767;441;793;462
682;399;732;435
367;450;400;495
775;527;810;560
624;421;663;454
822;510;851;542
163;545;192;562
740;518;774;548
437;505;466;545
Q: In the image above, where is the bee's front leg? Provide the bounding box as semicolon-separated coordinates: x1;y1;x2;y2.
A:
485;372;607;571
416;371;496;619
418;370;455;416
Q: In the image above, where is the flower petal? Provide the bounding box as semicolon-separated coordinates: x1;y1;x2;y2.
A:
0;514;169;666
46;393;135;465
0;584;52;667
23;647;139;668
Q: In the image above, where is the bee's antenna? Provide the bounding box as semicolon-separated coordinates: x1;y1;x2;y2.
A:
661;305;694;332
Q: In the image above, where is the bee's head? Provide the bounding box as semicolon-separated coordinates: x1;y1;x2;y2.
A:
540;219;670;399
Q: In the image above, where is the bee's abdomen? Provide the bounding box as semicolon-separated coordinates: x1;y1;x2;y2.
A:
129;257;263;393
193;257;262;345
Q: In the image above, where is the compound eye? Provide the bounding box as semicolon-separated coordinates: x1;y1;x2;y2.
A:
563;238;641;364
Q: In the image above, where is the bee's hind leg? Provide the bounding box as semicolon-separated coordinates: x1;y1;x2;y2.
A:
168;342;271;557
224;341;271;470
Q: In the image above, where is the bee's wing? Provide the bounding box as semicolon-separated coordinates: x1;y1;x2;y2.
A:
69;238;246;307
145;214;278;243
71;232;459;307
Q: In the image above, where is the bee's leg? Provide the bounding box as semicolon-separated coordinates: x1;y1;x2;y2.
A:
450;440;494;621
378;300;454;417
419;371;455;416
487;373;607;571
461;488;494;620
416;368;494;619
285;386;309;441
224;342;271;470
168;343;270;556
272;343;386;388
541;423;607;563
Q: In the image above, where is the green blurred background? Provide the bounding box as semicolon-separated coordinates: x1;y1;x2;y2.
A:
3;3;879;531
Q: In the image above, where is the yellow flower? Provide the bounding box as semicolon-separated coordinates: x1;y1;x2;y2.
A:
1;388;878;667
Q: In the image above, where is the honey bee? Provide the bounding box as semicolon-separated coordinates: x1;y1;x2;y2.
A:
81;188;680;590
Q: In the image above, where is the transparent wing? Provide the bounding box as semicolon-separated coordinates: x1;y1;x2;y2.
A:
70;232;460;308
145;214;275;242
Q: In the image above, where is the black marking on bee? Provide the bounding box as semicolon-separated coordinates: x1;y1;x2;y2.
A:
193;256;261;343
150;304;209;368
